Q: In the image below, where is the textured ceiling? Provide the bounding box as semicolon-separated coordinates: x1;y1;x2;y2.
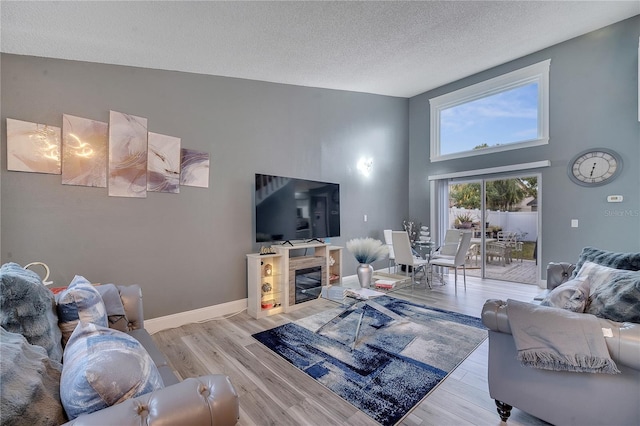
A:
1;1;638;98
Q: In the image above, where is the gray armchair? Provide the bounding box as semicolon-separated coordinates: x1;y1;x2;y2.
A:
481;263;640;425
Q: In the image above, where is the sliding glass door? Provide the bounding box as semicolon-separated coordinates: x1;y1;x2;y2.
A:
440;174;539;285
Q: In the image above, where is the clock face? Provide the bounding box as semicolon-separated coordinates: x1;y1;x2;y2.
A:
568;149;622;187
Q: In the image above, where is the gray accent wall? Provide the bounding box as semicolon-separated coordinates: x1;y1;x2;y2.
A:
1;55;409;318
409;16;640;273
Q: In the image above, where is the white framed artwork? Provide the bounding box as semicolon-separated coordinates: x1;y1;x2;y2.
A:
62;114;108;187
180;148;210;188
108;110;148;198
147;132;181;193
6;118;61;174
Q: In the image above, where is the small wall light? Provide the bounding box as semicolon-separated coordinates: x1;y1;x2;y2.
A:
357;157;373;176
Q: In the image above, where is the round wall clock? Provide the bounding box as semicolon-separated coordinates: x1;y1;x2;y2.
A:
567;148;623;187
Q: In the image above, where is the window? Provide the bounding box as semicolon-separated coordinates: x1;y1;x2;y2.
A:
430;60;550;162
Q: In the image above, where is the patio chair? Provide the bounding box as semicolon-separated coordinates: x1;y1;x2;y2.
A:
486;241;512;266
429;231;472;294
497;231;517;263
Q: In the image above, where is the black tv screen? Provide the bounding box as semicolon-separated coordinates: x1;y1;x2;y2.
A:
255;174;340;243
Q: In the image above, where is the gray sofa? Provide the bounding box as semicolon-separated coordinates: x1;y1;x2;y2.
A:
482;261;640;426
64;284;239;425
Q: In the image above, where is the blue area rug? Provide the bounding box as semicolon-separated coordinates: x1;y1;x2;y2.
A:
252;295;487;425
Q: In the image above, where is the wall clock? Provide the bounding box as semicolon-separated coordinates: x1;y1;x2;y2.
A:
567;148;623;187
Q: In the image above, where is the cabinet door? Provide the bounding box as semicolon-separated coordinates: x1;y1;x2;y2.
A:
259;258;282;310
247;253;284;318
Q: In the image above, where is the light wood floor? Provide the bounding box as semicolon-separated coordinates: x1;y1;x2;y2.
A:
151;274;549;425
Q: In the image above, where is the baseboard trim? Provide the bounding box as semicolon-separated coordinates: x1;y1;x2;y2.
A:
145;298;248;334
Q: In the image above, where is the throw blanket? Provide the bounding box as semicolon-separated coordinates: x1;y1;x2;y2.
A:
507;299;620;374
0;262;63;362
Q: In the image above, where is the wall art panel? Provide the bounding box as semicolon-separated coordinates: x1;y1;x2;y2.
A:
62;114;108;187
108;110;148;198
147;132;181;193
180;148;210;188
6;118;61;174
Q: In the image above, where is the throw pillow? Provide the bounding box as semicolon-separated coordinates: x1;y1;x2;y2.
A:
0;262;63;362
95;284;129;332
575;261;631;294
56;275;108;346
572;246;640;278
1;327;67;426
60;322;164;420
585;268;640;323
540;277;590;312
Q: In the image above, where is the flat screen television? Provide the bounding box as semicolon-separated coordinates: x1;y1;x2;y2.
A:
255;173;340;244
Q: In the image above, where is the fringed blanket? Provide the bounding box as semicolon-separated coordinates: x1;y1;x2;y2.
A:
507;299;620;374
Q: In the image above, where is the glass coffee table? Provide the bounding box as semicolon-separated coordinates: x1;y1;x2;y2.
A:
317;275;412;350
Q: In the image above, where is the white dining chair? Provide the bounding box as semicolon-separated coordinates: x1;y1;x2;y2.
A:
383;229;396;273
392;231;430;289
428;231;472;294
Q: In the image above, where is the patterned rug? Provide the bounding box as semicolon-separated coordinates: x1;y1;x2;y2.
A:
252;295;487;425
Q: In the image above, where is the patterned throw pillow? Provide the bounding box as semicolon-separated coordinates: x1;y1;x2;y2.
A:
572;247;640;278
60;322;164;420
56;276;108;346
540;277;590;312
583;266;640;323
0;262;63;362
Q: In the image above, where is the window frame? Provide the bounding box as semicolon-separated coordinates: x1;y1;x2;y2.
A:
429;59;551;162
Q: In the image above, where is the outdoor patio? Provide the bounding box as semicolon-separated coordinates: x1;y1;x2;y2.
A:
464;258;538;285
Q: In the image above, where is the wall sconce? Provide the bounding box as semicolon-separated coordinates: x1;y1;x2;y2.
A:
357;157;373;176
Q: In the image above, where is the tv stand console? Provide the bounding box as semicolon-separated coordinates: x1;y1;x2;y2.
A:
246;242;342;319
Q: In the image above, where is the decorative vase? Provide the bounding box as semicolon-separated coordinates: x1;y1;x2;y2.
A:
356;263;374;288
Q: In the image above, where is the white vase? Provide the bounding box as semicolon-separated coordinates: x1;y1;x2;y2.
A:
356;263;374;288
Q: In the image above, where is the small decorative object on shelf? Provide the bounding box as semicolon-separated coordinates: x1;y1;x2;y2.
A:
261;281;274;309
264;263;272;276
260;246;276;255
329;255;335;266
261;300;274;309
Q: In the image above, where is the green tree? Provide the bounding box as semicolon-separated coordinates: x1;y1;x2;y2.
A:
449;177;537;212
486;180;525;211
449;183;480;209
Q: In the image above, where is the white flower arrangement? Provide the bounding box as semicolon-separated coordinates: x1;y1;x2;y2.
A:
346;237;389;264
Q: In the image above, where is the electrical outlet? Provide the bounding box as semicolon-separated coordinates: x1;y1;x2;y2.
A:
363;214;368;222
571;219;579;228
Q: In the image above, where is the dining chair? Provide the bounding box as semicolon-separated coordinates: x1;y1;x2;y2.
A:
428;231;472;294
432;229;461;259
383;229;396;273
392;231;430;289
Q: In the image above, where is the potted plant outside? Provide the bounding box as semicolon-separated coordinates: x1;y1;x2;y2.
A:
454;213;476;229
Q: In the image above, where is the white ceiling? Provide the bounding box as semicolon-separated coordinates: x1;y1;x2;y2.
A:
1;1;638;98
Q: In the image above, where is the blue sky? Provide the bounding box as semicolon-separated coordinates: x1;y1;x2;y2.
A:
440;83;538;155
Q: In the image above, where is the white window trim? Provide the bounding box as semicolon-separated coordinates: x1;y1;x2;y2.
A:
430;59;551;162
427;160;550;181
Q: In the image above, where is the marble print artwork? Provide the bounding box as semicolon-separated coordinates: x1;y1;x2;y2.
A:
62;114;108;187
180;148;210;188
6;118;61;174
108;111;148;198
147;132;181;193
